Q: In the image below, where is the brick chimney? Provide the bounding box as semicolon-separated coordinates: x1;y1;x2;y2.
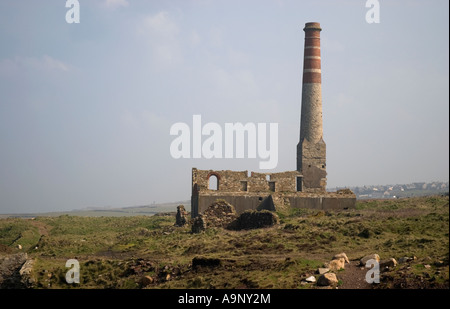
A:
296;22;327;192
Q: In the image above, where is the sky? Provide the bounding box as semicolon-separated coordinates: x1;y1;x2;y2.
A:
0;0;448;214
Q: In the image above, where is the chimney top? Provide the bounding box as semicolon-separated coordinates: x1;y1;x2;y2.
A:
303;22;321;32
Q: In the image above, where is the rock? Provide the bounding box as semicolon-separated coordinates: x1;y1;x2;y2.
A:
379;258;397;272
19;259;34;278
398;257;413;264
332;253;350;264
191;214;207;233
358;228;371;238
434;261;445;267
192;257;221;269
300;281;308;286
17;245;22;250
139;275;153;287
360;254;380;266
0;253;28;288
229;210;279;230
305;276;316;283
203;200;238;229
317;273;338;286
316;268;330;275
175;205;188;227
329;258;345;271
172;267;181;276
424;264;431;269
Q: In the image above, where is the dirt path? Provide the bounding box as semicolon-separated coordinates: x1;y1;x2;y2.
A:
337;260;373;289
29;220;51;236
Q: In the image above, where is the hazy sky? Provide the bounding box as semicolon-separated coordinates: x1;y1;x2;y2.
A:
0;0;448;213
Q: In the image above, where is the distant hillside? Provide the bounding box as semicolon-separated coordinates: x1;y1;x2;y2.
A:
2;180;448;218
330;181;449;199
0;201;190;219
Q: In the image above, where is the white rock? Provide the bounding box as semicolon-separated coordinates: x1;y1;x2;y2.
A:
332;253;350;264
329;258;345;271
305;276;316;283
360;254;380;266
316;268;330;275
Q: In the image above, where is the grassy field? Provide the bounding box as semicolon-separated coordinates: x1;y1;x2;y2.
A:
0;201;190;219
0;195;448;289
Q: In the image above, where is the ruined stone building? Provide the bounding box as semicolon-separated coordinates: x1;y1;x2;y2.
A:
191;22;356;217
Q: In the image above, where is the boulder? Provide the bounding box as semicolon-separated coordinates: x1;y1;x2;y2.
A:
0;253;28;288
19;259;35;287
360;254;380;266
328;258;345;271
332;253;350;264
192;257;221;269
398;257;413;264
139;276;154;287
202;200;238;228
379;258;397;272
434;260;445;267
175;205;188;227
191;214;207;233
316;268;330;275
317;273;338;286
399;256;417;264
229;210;279;230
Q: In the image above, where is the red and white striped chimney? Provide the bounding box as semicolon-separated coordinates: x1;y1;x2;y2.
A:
297;22;327;191
300;22;323;145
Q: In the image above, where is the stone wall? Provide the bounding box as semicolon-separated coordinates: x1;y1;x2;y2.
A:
191;168;355;217
192;168;302;194
192;191;356;217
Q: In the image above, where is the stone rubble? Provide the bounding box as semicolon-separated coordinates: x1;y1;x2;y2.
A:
317;273;338;287
175;205;188;227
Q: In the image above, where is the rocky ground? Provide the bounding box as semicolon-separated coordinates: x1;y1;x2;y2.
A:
0;195;448;289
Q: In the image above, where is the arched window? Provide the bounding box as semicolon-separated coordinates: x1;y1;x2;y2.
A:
207;172;221;191
209;175;219;190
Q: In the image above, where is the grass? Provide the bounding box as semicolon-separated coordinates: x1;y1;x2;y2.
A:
0;195;448;289
0;218;41;251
